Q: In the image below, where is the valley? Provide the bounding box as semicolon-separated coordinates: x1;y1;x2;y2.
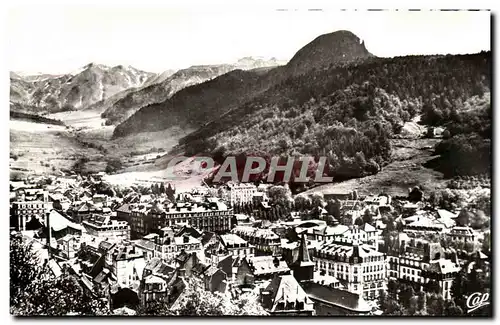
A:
9;31;491;198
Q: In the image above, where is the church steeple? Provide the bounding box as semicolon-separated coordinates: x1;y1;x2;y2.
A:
297;233;312;266
292;234;315;282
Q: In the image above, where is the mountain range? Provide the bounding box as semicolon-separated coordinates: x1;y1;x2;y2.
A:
10;30;491;184
10;57;286;124
112;30;374;137
10;63;154;113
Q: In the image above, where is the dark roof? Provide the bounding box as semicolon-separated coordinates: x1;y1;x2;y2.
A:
292;234;315;267
175;225;203;239
301;282;371;313
264;274;313;312
116;204;132;213
94;268;111;284
145;257;175;277
192;262;210;276
201;231;216;246
175;251;190;264
99;241;115;251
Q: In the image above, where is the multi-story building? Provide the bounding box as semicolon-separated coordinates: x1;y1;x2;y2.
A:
130;199;232;238
219;234;255;259
341;224;379;250
447;226;478;246
130;204;153;239
82;214;130;241
231;226;281;255
134;228;203;263
313;238;386;300
56;234;81;259
221;182;257;207
138;257;176;310
422;259;461;300
11;192;53;231
387;235;461;300
105;243;146;289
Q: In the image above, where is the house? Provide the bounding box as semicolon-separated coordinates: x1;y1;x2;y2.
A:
68;201;98;223
301;281;371;315
133;230;202;263
231;226;281;255
260;274;315;316
447;226;478;246
220;233;255;259
176;252;227;293
56;234;81;259
423;258;461;300
83;215;130;242
138;257;176;309
106;243;146;290
116;204;133;222
236;255;290;286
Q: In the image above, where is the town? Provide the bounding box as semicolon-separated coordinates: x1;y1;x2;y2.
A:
9;171;491;316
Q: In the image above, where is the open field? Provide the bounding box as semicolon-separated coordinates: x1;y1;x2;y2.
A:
10;109;194;177
46;108;107;129
9;120;103;177
103;155;215;192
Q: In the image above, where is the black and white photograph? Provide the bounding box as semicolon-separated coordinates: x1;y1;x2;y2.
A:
7;4;492;317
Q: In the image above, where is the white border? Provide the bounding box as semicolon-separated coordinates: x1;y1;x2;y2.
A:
1;1;497;324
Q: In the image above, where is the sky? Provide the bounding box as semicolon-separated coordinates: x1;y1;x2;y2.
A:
6;6;491;75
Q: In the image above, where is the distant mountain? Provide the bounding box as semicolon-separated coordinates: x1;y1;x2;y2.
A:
235;56;288;69
100;57;284;125
113;30;373;138
286;30;372;76
112;69;262;137
10;63;154;113
99;64;236;125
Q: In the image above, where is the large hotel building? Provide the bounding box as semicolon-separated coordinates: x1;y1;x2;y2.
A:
129;199;232;238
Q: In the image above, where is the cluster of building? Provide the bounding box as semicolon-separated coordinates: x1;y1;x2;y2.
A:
10;176;490;316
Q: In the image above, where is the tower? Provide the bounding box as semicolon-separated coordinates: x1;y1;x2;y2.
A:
291;234;315;282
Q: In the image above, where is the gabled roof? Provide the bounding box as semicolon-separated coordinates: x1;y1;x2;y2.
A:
48;210;85;232
134;239;155;251
264;275;313;312
144;257;175;277
302;282;371;313
201;231;217;246
116;204;132;214
437;209;458;219
363;223;376;233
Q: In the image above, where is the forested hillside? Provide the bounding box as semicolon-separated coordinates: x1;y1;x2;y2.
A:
184;52;491;182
